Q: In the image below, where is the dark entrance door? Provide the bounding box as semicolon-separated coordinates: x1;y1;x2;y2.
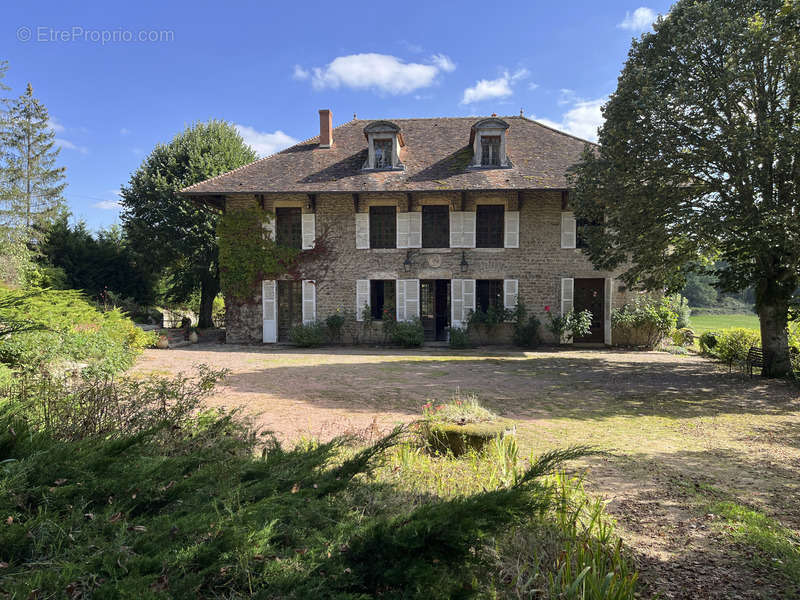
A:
573;278;605;343
420;280;450;341
277;280;302;342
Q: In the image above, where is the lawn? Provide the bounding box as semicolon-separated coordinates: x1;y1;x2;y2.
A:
690;312;760;335
133;345;800;599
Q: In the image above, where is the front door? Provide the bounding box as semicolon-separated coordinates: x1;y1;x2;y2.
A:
277;280;302;342
421;280;450;341
573;278;605;343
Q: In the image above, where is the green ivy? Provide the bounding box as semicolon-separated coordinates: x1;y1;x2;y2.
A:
217;207;299;303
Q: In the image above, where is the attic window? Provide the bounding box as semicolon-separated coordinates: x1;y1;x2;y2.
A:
374;139;393;168
469;118;511;169
481;136;501;166
363;121;404;171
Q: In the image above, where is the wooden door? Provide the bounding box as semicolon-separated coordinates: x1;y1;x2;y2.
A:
573;278;605;343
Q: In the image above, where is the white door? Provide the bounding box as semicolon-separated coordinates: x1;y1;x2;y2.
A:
262;280;277;343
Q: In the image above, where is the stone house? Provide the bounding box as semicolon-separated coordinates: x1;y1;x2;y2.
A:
181;110;633;345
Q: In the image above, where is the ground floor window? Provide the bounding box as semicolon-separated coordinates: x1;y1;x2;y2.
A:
370;280;396;320
476;279;503;313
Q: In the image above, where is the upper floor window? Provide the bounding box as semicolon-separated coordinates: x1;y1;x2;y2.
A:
469;118;511;168
476;205;504;248
363;121;404;170
369;205;396;249
422;205;449;248
275;207;302;249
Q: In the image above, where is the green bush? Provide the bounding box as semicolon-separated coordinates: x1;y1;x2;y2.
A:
545;307;592;343
715;328;761;364
612;294;677;348
666;294;692;329
671;327;695;347
325;311;346;342
0;287;156;375
511;299;541;348
448;326;471;349
289;321;327;347
389;318;425;347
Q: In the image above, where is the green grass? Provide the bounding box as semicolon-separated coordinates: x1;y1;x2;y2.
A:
689;313;760;335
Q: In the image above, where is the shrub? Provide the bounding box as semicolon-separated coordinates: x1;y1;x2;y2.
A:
545;306;592;343
448;326;471;349
511;300;541;348
324;311;346;342
715;328;761;364
699;331;721;354
389;318;424;347
467;305;511;343
612;294;677;348
671;327;695;347
666;294;692;329
289;321;327;347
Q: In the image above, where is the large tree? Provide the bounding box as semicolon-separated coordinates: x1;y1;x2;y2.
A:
570;0;799;377
120;121;257;328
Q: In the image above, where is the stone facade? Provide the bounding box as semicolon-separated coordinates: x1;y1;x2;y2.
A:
224;190;636;345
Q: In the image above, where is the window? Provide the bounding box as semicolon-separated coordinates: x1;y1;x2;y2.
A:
422;205;449;248
476;205;504;248
476;280;503;313
275;207;302;249
374;138;393;168
369;206;396;248
481;136;501;166
370;280;396;320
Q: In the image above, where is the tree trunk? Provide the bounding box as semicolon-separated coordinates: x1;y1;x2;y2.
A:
198;275;220;329
758;298;791;378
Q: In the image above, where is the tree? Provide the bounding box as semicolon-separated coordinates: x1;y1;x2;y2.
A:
0;83;66;234
120;121;257;328
570;0;799;377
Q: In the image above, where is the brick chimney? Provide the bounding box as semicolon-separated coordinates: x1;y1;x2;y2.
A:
319;109;332;148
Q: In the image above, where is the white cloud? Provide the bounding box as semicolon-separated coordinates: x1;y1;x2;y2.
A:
618;7;656;31
533;96;607;142
47;117;65;133
234;124;298;157
93;200;122;211
54;137;88;154
292;65;310;80
120;127;131;135
528;82;540;91
297;53;454;95
460;68;529;105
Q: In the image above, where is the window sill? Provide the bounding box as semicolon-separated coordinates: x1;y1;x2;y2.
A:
466;162;513;170
419;248;451;253
361;165;406;173
473;247;506;253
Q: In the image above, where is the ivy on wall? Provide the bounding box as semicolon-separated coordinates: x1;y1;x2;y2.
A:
217;207;299;304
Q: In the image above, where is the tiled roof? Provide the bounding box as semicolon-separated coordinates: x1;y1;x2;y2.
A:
180;116;594;195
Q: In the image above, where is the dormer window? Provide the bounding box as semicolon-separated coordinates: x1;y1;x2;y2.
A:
363;121;404;171
469;118;511;168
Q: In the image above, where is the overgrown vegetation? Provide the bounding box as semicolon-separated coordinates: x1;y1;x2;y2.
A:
385;317;425;347
289;321;328;347
511;300;541;348
611;295;677;349
545;307;592;343
448;326;472;349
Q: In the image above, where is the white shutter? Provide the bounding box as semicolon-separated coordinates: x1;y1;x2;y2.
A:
504;279;518;312
262;280;277;343
504;211;519;248
302;213;316;249
302;280;316;324
262;213;275;241
355;213;369;249
561;212;576;249
404;279;420;320
450;212;463;248
396;279;406;322
451;279;464;329
396;212;409;249
463;212;476;248
604;277;612;345
408;212;422;248
561;278;574;316
356;279;370;321
462;279;476;320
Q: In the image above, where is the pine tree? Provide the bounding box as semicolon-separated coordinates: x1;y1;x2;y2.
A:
0;83;66;236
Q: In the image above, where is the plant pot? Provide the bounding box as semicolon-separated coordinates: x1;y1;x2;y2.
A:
188;331;199;344
423;418;516;456
156;335;169;349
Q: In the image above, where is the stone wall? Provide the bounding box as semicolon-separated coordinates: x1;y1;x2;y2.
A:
222;190;636;345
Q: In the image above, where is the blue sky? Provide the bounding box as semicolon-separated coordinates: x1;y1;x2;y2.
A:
3;1;672;230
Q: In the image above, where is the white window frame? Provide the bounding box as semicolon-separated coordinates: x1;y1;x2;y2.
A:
504;211;519;248
561;212;576;249
503;279;518;313
356;279;370;321
449;211;476;248
355;213;369;249
302;280;316;324
302;213;316;250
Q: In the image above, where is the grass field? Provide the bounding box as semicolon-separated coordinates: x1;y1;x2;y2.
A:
689;312;760;335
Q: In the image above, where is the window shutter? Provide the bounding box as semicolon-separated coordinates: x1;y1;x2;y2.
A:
262;213;275;241
302;280;316;323
404;279;420;320
396;212;409;249
504;211;519;248
396;279;406;322
561;278;574;315
302;213;316;249
503;279;518;311
451;279;464;329
356;279;370;321
450;211;463;248
355;213;369;249
463;279;476;319
262;280;277;343
463;211;476;248
561;212;576;249
408;212;422;248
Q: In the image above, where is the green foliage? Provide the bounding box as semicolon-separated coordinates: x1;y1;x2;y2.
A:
217;207;298;302
670;327;695;348
120;120;258;327
511;299;541;348
0;288;155;375
713;328;762;364
545;308;592;343
288;321;327;347
448;326;472;349
698;331;721;354
387;317;425;347
467;305;511;343
324;311;346;342
667;294;692;329
612;295;677;349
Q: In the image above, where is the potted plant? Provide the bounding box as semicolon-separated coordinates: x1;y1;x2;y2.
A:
156;334;169;349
